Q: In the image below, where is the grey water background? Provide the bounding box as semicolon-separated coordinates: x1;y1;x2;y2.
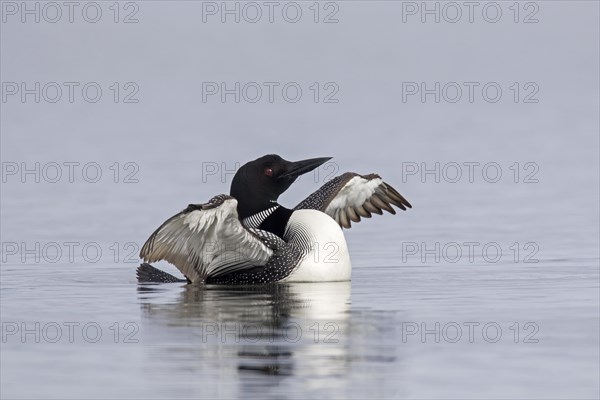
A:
1;1;599;399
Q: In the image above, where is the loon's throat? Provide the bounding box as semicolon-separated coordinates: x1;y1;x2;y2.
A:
257;206;294;239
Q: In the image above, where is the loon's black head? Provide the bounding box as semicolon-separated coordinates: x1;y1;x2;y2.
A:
230;154;331;219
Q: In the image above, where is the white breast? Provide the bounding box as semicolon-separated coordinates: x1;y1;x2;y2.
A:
282;210;351;282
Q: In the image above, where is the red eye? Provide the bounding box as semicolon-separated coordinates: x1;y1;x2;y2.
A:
264;168;273;177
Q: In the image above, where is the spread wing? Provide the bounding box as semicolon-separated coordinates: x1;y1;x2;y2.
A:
139;195;275;283
295;172;411;229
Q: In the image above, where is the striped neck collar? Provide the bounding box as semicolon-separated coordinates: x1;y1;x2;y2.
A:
242;205;280;229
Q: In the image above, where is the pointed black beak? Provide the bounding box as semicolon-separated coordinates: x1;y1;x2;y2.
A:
280;157;332;179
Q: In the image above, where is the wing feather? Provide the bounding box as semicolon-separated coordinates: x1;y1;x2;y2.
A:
140;195;273;283
346;206;360;223
295;172;411;229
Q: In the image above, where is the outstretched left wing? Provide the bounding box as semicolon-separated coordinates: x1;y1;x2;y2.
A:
140;195;275;283
295;172;411;229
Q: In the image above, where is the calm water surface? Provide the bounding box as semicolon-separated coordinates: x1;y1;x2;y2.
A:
1;252;598;399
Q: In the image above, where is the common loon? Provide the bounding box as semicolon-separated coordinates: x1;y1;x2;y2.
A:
137;154;411;284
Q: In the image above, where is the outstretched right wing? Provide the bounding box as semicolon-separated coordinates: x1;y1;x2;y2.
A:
139;195;275;283
295;172;411;229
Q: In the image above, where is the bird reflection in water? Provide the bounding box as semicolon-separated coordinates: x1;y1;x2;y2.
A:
137;281;400;397
138;282;349;370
